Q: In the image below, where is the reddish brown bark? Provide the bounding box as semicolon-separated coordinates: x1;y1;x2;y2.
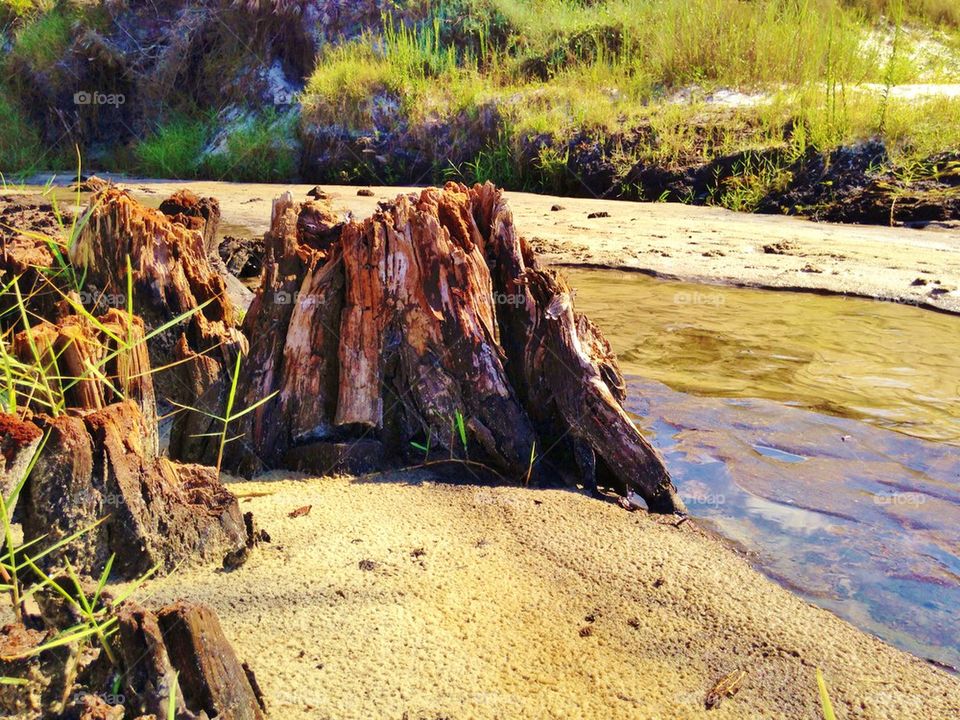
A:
69;188;247;463
22;401;247;578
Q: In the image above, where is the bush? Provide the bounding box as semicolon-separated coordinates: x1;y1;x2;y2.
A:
0;93;45;175
201;111;298;182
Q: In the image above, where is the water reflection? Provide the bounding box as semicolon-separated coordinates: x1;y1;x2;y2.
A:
566;269;960;668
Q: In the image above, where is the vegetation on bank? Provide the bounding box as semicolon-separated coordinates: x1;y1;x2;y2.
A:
1;0;959;215
298;0;960;208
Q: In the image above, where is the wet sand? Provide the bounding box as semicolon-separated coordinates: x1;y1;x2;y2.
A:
138;472;960;720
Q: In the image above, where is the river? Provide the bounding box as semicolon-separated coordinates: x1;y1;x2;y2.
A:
567;268;960;669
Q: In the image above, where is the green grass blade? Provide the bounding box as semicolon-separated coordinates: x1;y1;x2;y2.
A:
817;668;837;720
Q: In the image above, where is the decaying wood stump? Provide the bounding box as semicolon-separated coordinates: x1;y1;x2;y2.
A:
20;401;247;578
119;601;265;720
0;622;75;717
70;188;247;463
158;189;221;256
158;602;267;719
230;183;685;513
12;307;159;455
0;195;62;326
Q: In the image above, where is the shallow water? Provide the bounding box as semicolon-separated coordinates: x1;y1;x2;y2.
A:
567;269;960;668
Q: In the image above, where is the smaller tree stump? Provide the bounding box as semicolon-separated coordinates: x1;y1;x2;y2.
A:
22;402;247;579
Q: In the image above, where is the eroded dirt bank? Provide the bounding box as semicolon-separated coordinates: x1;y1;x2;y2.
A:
84;179;960;315
139;473;960;720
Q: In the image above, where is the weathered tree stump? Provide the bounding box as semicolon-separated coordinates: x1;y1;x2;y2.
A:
70;188;247;463
21;401;247;579
0;413;42;505
230;184;685;513
12;308;159;455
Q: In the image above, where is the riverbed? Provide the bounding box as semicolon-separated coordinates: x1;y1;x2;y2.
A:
17;177;960;671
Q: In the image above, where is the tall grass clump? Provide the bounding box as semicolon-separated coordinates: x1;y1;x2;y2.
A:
135;117;210;178
0;93;45;174
201;110;298;182
6;3;71;70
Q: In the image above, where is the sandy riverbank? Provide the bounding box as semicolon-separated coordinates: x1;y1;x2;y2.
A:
97;179;960;314
137;472;960;720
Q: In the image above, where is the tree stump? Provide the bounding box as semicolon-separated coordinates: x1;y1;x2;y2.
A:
70;188;247;463
158;189;221;256
0;413;42;506
119;601;265;720
230;183;685;513
21;401;247;579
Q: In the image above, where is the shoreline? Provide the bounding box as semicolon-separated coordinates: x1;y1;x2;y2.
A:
14;177;959;315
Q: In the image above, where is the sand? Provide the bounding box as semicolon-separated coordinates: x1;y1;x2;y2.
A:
14;177;960;312
137;472;960;720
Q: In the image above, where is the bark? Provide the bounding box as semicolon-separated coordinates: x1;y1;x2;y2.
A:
11;309;159;456
230;183;685;513
117;603;199;720
157;602;267;720
118;600;265;720
0;413;42;506
21;401;247;579
0;622;75;717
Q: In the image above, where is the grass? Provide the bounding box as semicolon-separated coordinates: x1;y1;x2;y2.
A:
0;94;45;175
201;110;299;182
135;116;210;179
5;3;71;70
297;0;960;210
135;111;298;181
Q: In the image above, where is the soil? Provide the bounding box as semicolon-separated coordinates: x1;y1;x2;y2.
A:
139;473;960;720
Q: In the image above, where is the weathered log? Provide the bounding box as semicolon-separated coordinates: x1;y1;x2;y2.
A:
118;600;264;720
117;603;199;720
229;183;685;513
158;602;267;719
69;188;247;463
21;401;247;578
